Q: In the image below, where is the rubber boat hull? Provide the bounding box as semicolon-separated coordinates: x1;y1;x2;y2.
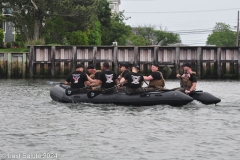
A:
189;91;221;105
50;84;194;106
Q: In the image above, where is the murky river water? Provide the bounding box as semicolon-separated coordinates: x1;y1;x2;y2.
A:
0;79;239;160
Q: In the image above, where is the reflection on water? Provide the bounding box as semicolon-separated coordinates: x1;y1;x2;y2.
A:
0;79;240;159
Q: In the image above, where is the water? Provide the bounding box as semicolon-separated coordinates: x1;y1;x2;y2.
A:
0;79;240;160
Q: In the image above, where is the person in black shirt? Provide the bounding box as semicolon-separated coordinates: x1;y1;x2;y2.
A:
118;63;130;79
90;62;118;93
176;62;197;94
143;62;165;91
119;65;144;94
65;64;90;91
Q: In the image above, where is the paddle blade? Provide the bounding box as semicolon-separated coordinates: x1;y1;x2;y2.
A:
46;81;62;85
87;90;101;99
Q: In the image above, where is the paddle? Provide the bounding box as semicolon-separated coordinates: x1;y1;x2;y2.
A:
46;81;63;85
143;80;149;86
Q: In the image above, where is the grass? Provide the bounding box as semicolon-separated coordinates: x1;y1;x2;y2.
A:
0;48;29;52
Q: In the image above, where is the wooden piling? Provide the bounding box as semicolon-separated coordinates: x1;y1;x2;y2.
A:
51;46;56;77
238;48;240;79
175;47;180;74
113;46;118;75
22;53;26;78
134;47;139;65
93;47;97;66
153;47;158;63
7;53;11;78
29;46;34;77
217;48;221;79
196;47;202;79
72;46;76;72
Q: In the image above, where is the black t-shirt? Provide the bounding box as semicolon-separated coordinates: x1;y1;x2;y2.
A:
98;70;117;88
151;72;162;80
66;71;88;88
124;72;144;88
121;70;130;77
189;73;197;83
94;72;101;79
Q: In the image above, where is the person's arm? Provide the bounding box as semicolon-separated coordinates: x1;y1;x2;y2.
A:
64;81;70;85
189;82;197;91
87;74;97;83
176;74;181;79
119;77;126;86
89;79;101;87
143;75;153;81
65;74;71;85
185;74;197;94
84;80;91;86
185;82;197;94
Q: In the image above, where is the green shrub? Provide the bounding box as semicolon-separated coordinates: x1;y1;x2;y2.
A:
24;38;45;47
21;48;30;52
67;30;89;45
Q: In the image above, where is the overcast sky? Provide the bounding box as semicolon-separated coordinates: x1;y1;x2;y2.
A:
120;0;240;46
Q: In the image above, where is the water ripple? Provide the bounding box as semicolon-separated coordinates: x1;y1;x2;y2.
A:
0;79;240;159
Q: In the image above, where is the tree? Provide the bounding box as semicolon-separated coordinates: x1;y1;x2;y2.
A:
96;0;112;45
88;21;102;45
127;34;146;46
67;30;89;45
154;30;180;46
0;14;4;28
132;25;155;45
128;25;180;46
207;22;236;46
102;11;132;45
2;0;97;42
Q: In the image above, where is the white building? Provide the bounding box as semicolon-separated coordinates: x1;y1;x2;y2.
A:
107;0;121;13
2;3;15;43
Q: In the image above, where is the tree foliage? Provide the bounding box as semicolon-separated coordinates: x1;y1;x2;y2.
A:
128;25;180;46
88;21;102;45
154;30;180;46
207;22;236;46
0;28;4;46
67;30;89;45
101;11;132;45
1;0;133;46
2;0;97;42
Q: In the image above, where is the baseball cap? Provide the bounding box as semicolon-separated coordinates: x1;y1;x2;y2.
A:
87;64;95;69
182;62;192;68
75;64;84;69
152;62;159;68
133;65;140;70
120;63;129;68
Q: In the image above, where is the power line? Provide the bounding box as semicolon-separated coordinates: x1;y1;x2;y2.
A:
125;8;240;14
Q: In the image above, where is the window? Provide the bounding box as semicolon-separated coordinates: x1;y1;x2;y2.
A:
109;4;115;11
2;8;13;15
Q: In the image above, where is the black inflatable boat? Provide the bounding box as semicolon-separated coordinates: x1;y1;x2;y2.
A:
50;84;194;106
188;90;221;105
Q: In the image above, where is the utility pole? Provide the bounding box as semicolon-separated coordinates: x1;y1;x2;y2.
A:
237;11;240;46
